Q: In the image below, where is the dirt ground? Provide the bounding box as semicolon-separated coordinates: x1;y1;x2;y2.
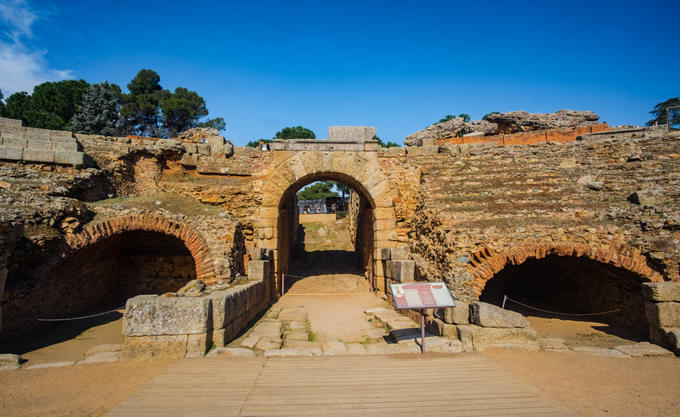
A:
0;359;175;417
484;350;680;417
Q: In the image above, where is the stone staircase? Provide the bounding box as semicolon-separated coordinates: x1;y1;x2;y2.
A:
0;117;85;166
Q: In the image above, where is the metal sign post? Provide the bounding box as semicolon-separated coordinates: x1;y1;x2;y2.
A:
390;282;456;354
281;273;285;296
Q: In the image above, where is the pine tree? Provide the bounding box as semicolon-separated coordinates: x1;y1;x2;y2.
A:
72;82;123;135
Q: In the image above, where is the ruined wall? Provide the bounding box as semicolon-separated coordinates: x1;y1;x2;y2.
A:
435;123;610;147
399;129;679;303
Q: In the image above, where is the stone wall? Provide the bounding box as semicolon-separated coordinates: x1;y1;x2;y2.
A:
642;282;680;354
434;123;610;147
0;118;85;166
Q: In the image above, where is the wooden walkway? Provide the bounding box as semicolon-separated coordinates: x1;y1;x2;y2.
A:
106;354;577;417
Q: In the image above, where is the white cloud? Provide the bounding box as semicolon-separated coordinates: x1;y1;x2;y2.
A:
0;1;72;96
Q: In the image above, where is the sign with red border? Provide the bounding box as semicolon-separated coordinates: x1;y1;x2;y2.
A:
390;282;455;310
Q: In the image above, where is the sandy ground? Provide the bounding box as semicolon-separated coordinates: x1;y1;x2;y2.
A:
0;359;175;417
484;350;680;417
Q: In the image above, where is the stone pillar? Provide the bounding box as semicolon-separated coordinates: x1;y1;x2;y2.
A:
642;282;680;355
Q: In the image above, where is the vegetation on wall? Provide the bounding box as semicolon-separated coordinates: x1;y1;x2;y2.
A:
274;126;316;139
647;97;680;127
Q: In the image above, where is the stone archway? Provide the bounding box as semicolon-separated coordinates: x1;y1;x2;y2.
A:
66;213;217;284
256;151;398;296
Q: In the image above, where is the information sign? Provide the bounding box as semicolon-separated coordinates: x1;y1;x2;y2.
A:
390;282;455;310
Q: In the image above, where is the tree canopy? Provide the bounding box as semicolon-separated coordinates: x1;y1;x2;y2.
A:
0;80;90;129
647;97;680;126
438;113;470;124
72;81;123;135
297;181;338;200
373;135;400;148
0;89;5;114
274;126;316;139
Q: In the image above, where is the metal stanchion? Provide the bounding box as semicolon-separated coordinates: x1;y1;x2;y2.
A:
281;273;285;296
420;309;426;354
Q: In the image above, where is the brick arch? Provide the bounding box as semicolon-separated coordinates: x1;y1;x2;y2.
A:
65;213;217;284
257;151;398;294
467;241;663;297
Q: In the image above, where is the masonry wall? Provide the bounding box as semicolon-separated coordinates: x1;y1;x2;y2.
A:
435;123;610;147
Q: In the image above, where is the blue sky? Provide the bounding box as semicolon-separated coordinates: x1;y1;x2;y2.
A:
1;0;678;145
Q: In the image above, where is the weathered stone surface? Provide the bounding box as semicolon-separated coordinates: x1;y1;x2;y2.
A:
405;118;466;146
54;151;84;166
27;361;75;369
641;282;680;302
666;328;680;354
206;347;256;358
177;127;220;142
278;308;308;322
180;152;198;167
322;341;348;355
240;335;261;349
176;279;206;296
469;302;529;328
425;337;463;353
571;346;629;358
248;260;271;281
645;301;680;327
77;351;120;364
629;189;663;207
0;146;23;161
0;365;20;372
328;126;376;142
386;260;415;282
124;295;211;336
285;330;309;341
197;156;251;176
613;342;673;357
85;344;124;357
264;347;321;357
255;337;282;350
123;335;188;359
186;332;212;357
435;301;469;325
0;353;21;366
457;325;538;351
346;343;368;355
539;338;569;351
23;148;54;163
484;110;599;134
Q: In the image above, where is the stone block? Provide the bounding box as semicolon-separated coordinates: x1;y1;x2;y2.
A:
208;289;234;330
322;341;348;355
27;361;75;369
407;145;439;155
180;152;198;167
571;346;629;358
0;146;23;161
1;137;26;147
645;301;680;328
54;151;84;166
346;343;368;355
256;337;282;350
52;141;79;152
85;344;123;357
264;348;321;357
457;324;538;352
641;282;680;302
24;127;50;140
124;295;212;336
206;347;256;358
386;260;414;282
0;117;22;127
212;329;227;347
210;142;234;158
183;143;197;153
435;301;469;325
0;354;21;366
613;342;673;357
197;143;211;155
328;126;376;142
279;308;308;322
186;332;212;358
248;260;271;281
27;139;53;149
23;148;54;163
666;328;680;355
78;351;120;364
539;338;569;351
197;157;251;176
390;246;410;260
204;135;225;146
123;335;188;359
470;302;529;328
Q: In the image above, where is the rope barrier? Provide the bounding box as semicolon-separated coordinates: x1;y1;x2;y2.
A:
38;307;125;322
502;295;621;317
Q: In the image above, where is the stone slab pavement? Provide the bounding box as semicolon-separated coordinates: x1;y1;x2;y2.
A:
106;354;577;416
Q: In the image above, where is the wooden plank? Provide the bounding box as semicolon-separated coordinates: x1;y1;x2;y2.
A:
105;355;576;417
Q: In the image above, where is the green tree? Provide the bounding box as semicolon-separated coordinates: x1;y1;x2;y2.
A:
482;111;500;120
373;135;400;148
297;181;338;200
30;79;89;129
274;126;316;139
647;97;680;126
160;87;209;137
198;117;226;132
2;92;32;124
247;138;273;148
0;89;5;114
121;69;167;136
72;81;123;135
437;113;469;124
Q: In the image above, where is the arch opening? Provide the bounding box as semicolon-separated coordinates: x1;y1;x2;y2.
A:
0;230;197;350
480;254;651;344
277;174;375;294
